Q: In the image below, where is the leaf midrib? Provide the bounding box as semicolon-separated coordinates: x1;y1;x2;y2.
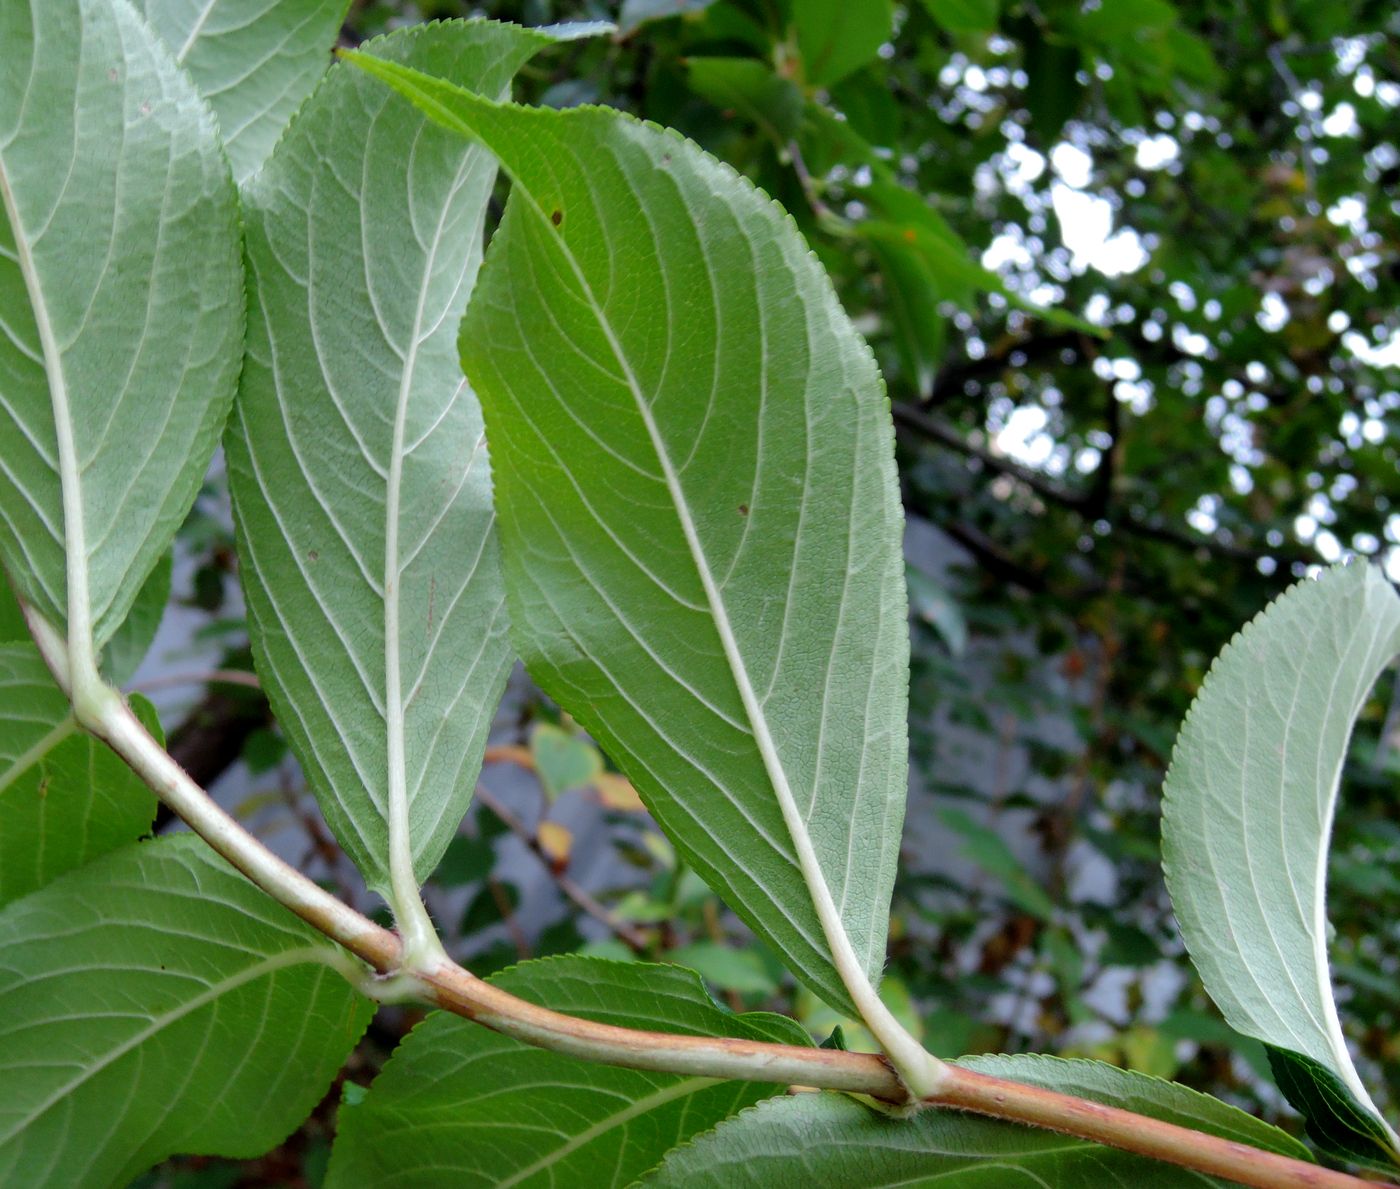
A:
503;170;872;1010
382;137;476;907
0;155;88;654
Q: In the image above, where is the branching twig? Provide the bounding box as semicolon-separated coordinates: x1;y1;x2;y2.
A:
473;782;651;953
24;609;1370;1189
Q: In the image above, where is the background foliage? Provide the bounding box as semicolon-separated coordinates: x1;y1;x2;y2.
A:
130;0;1399;1181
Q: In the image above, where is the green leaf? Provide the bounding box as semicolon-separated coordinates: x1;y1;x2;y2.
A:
905;567;965;656
101;548;171;685
1267;1047;1400;1173
919;0;1000;36
861;218;1100;335
643;1053;1310;1185
135;0;351;184
669;942;781;996
939;806;1057;920
0;572;25;640
793;0;894;87
0;0;242;653
325;956;808;1188
686;57;804;145
869;241;946;400
345;61;911;1016
1019;21;1084;146
0;833;372;1186
531;721;604;801
227;21;572;899
1162;562;1400;1164
800;106;1102;336
0;645;159;906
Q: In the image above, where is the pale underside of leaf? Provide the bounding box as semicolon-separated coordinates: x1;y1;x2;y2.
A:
0;0;242;653
345;60;911;1017
326;955;808;1188
0;833;371;1187
136;0;352;184
227;22;573;903
1162;562;1400;1143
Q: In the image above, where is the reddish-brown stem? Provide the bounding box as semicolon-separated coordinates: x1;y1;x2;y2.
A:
933;1065;1364;1189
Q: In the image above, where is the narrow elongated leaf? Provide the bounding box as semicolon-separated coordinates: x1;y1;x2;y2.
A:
0;645;159;906
0;0;242;651
0;833;372;1186
327;956;807;1188
644;1054;1310;1186
1162;562;1400;1165
136;0;351;184
228;22;579;898
346;61;910;1014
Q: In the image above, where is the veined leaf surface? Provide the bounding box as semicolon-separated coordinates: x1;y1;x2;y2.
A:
136;0;351;184
326;956;808;1188
228;22;581;900
346;61;910;1014
1162;562;1400;1165
0;833;372;1187
0;645;159;906
0;0;242;652
643;1053;1310;1186
0;552;170;682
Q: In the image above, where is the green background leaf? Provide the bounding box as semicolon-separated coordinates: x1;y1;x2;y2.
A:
0;646;159;906
228;21;563;896
136;0;351;184
100;549;171;685
0;833;372;1187
530;721;604;801
644;1053;1310;1185
793;0;894;87
346;61;911;1015
1163;562;1400;1160
0;0;243;649
0;571;27;640
1268;1047;1400;1173
326;955;807;1188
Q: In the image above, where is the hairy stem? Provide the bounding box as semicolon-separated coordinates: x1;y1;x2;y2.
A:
28;626;1368;1189
933;1065;1362;1189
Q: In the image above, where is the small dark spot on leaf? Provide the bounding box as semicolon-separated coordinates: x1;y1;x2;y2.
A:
662;153;672;165
107;68;119;83
738;504;749;516
139;101;152;117
551;209;563;226
308;549;319;562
